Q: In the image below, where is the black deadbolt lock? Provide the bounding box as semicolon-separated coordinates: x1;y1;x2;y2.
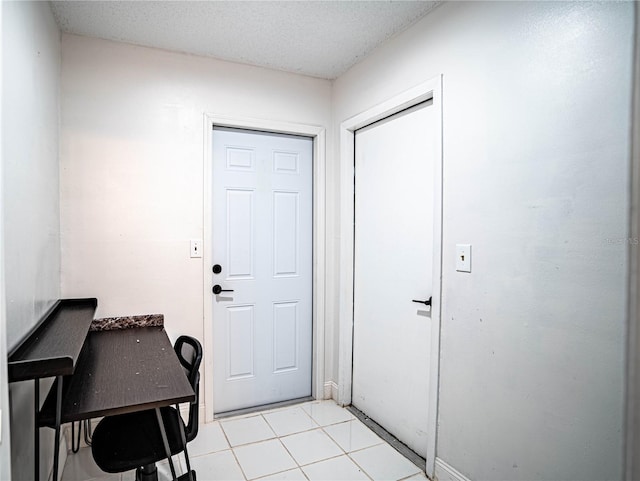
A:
212;264;222;274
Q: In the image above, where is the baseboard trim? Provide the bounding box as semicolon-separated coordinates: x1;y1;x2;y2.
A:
323;381;332;399
435;458;471;481
324;381;338;401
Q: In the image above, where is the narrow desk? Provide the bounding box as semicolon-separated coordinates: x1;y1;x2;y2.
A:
40;326;194;423
40;326;195;480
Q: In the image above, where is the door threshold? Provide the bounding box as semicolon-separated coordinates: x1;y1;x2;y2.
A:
214;396;314;419
347;405;427;474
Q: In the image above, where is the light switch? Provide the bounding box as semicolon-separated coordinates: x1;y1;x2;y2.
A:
190;239;202;258
456;244;471;272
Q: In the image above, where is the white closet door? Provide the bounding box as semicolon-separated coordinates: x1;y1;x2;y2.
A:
353;101;436;457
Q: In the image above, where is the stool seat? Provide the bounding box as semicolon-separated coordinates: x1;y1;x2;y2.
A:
91;406;185;473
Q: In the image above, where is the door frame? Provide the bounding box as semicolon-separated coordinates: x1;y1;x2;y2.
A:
626;3;640;477
202;113;326;422
337;76;443;477
0;2;12;468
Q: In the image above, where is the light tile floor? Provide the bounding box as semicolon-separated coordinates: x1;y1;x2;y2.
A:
61;400;427;481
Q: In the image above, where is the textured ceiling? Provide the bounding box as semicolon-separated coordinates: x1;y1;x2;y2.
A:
50;1;439;79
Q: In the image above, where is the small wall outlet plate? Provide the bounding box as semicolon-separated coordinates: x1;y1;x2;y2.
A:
190;239;202;258
456;244;471;272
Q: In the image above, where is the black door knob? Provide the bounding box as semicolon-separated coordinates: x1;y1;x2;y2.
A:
212;264;222;274
212;285;234;295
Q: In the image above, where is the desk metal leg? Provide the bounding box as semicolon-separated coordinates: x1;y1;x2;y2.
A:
155;408;177;481
83;419;93;446
175;404;194;481
52;376;63;481
34;379;40;481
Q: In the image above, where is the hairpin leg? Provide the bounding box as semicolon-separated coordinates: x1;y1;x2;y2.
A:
83;419;92;446
71;421;82;453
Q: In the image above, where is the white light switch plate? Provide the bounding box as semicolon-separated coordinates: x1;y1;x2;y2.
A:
190;239;202;258
456;244;471;272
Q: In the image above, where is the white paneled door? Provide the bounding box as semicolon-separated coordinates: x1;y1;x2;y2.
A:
212;127;313;414
352;101;437;458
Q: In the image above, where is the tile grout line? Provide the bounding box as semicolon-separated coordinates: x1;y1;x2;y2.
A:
267;404;355;480
272;422;310;481
306;419;376;481
230;412;299;481
347;405;426;473
221;415;276;448
344;450;376;481
256;408;302;479
346;444;423;481
228;446;249;481
311;408;378;481
261;408;320;438
188;423;232;459
308;408;376;481
265;405;348;481
219;418;250;481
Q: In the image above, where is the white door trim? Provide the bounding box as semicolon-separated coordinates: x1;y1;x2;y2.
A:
203;113;326;422
337;76;443;478
626;3;640;477
0;2;12;467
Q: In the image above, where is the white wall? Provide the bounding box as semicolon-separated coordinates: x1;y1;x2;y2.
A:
3;1;61;352
2;1;61;479
59;33;332;384
332;2;633;480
